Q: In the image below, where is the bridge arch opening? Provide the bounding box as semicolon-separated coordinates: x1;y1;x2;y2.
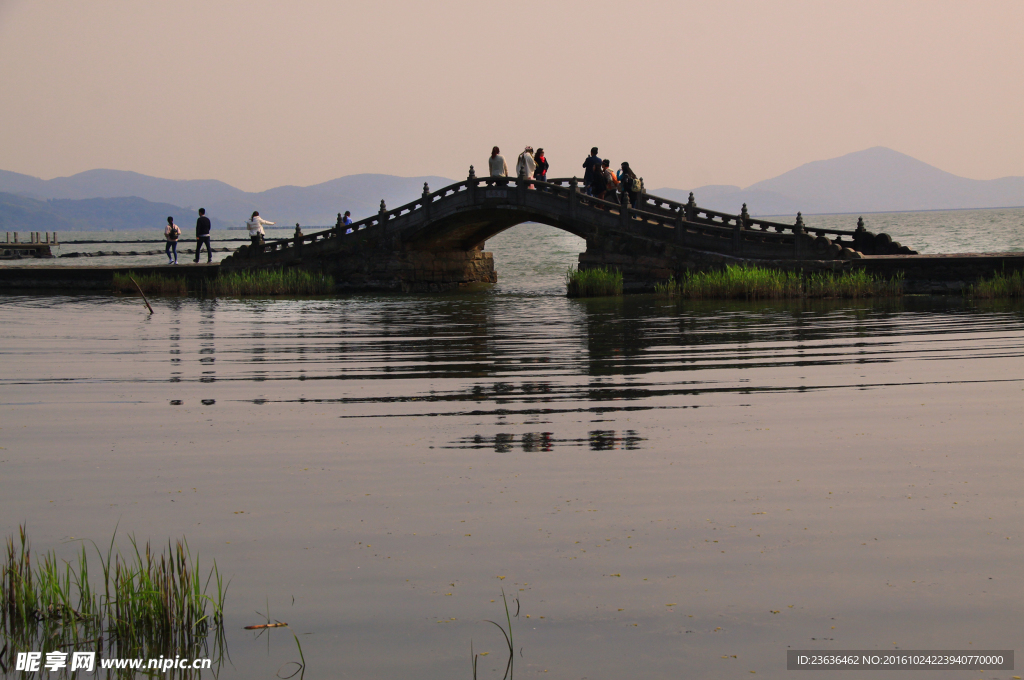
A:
481;222;586;294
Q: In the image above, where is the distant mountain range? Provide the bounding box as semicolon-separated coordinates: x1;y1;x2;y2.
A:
1;147;1022;231
0;170;454;232
653;147;1024;216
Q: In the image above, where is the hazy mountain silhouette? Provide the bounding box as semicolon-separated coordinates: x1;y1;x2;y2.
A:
654;147;1024;216
3;147;1022;231
0;192;233;232
0;169;455;229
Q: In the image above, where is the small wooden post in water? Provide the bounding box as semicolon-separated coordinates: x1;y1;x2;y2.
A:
129;276;154;315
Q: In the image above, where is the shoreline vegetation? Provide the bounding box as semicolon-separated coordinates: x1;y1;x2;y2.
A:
968;270;1024;298
566;264;907;299
1;525;225;662
565;267;623;298
113;269;335;296
653;265;905;300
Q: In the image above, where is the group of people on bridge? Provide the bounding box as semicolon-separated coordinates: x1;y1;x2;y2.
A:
488;146;643;207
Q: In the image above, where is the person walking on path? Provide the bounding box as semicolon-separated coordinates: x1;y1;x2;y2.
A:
164;216;180;264
489;146;508;177
533;148;549;183
582;147;602;195
516;146;536;182
246;211;274;252
194;208;212;263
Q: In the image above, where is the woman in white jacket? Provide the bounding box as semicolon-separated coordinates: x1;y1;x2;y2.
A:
516;146;536;181
247;211;274;252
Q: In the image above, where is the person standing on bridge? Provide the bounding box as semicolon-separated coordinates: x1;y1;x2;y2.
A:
620;162;640;208
602;159;619;203
591;160;608;200
489;146;508;177
516;146;536;185
246;211;274;252
194;208;212;264
582;147;602;195
533;148;549;183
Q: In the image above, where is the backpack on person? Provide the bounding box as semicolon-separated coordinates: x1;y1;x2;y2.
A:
631;176;643;193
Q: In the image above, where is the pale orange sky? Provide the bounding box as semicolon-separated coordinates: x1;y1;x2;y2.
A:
1;0;1021;192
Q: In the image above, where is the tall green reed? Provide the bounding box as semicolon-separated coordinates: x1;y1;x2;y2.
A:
1;526;226;664
655;265;903;299
113;269;334;297
565;266;623;298
968;269;1024;298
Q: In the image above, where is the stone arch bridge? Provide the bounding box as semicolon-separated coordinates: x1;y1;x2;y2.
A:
221;168;915;292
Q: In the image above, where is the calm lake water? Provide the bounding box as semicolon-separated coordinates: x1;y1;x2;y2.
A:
1;219;1023;679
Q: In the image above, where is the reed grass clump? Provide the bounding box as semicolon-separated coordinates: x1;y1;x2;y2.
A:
210;269;334;296
113;269;335;297
968;270;1024;298
565;266;623;297
113;272;188;295
1;525;225;662
655;265;903;300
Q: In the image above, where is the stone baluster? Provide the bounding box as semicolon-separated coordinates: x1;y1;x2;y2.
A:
620;183;630;228
379;200;387;232
686;192;696;222
422;182;431;218
467;165;477;202
732;213;742;252
675;204;684;243
793;212;805;258
569;177;578;219
740;204;750;230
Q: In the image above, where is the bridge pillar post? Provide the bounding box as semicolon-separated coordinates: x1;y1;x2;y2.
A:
793;212;805;258
674;205;684;243
686;192;696;222
620;189;629;229
732;215;742;254
569;177;578;219
422;182;431;219
467;165;477;203
378;200;388;234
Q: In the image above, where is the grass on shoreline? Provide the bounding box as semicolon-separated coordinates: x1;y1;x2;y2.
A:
654;265;904;300
968;270;1024;298
2;525;225;660
113;269;335;296
565;266;623;298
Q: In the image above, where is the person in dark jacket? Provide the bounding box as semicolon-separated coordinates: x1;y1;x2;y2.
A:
620;162;640;208
533;148;549;183
582;147;601;195
194;208;212;263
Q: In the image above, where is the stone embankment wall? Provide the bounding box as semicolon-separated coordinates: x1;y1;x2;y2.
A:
327;248;496;292
578;231;1024;294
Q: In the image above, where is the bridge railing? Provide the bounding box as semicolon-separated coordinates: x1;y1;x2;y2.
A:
245;169;906;259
